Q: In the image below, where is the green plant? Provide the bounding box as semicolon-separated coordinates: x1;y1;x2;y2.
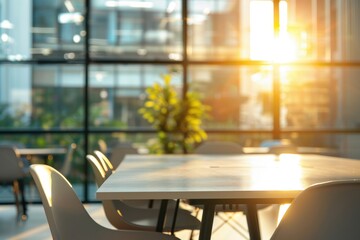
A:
139;74;209;154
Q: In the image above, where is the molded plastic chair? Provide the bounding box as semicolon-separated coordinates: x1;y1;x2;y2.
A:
109;144;138;168
0;146;29;219
195;141;244;155
60;143;77;176
30;164;179;240
271;180;360;240
87;154;201;233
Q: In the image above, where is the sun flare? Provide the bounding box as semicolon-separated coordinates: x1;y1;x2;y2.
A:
250;1;297;62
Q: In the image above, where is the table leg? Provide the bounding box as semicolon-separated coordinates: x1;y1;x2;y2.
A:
19;179;28;220
156;199;168;232
246;203;261;240
199;203;215;240
170;199;180;235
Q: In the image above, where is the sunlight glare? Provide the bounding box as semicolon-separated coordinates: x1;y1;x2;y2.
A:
250;154;303;190
250;1;297;62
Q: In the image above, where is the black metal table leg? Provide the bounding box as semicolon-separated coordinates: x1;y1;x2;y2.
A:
170;199;180;235
246;203;261;240
199;203;215;240
156;199;168;232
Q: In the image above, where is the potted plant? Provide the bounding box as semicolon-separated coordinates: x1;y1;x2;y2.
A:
139;74;209;154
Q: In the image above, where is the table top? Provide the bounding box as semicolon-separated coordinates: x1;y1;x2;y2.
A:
96;154;360;201
17;147;67;156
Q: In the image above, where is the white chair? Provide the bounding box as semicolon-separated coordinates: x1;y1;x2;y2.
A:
271;180;360;240
59;143;77;176
109;144;138;168
87;154;201;233
195;141;244;155
0;146;29;220
30;164;179;240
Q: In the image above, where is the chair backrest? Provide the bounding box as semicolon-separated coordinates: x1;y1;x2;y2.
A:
110;145;138;168
98;139;108;153
60;143;77;176
30;164;99;239
87;155;143;230
268;145;298;154
94;150;113;173
271;180;360;240
87;154;107;186
0;146;26;181
194;141;243;154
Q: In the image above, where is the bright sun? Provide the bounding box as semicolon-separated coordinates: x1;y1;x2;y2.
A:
250;0;297;62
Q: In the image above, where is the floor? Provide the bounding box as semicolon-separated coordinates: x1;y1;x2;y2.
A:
0;203;280;240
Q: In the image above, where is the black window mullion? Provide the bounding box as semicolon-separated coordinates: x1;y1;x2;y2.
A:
273;0;281;139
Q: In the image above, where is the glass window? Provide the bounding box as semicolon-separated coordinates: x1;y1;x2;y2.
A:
0;64;84;130
90;0;182;60
189;65;273;130
0;0;85;61
280;67;360;129
89;64;182;128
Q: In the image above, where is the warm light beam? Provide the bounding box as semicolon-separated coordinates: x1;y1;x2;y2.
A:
250;1;297;62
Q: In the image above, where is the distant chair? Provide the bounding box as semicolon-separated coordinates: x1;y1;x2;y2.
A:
0;146;29;220
87;154;201;233
98;139;108;154
60;143;77;176
195;141;243;155
271;180;360;240
30;164;179;240
109;144;138;168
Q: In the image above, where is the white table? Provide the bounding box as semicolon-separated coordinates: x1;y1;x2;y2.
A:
17;147;67;163
96;154;360;240
17;147;67;156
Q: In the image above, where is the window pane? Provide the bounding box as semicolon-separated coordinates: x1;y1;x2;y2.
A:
280;67;360;129
188;0;248;60
0;64;84;129
0;0;85;61
90;0;182;60
188;0;360;62
287;0;360;61
189;65;273;130
89;64;182;128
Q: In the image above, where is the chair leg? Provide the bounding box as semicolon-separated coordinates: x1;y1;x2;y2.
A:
18;179;27;220
12;181;20;216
